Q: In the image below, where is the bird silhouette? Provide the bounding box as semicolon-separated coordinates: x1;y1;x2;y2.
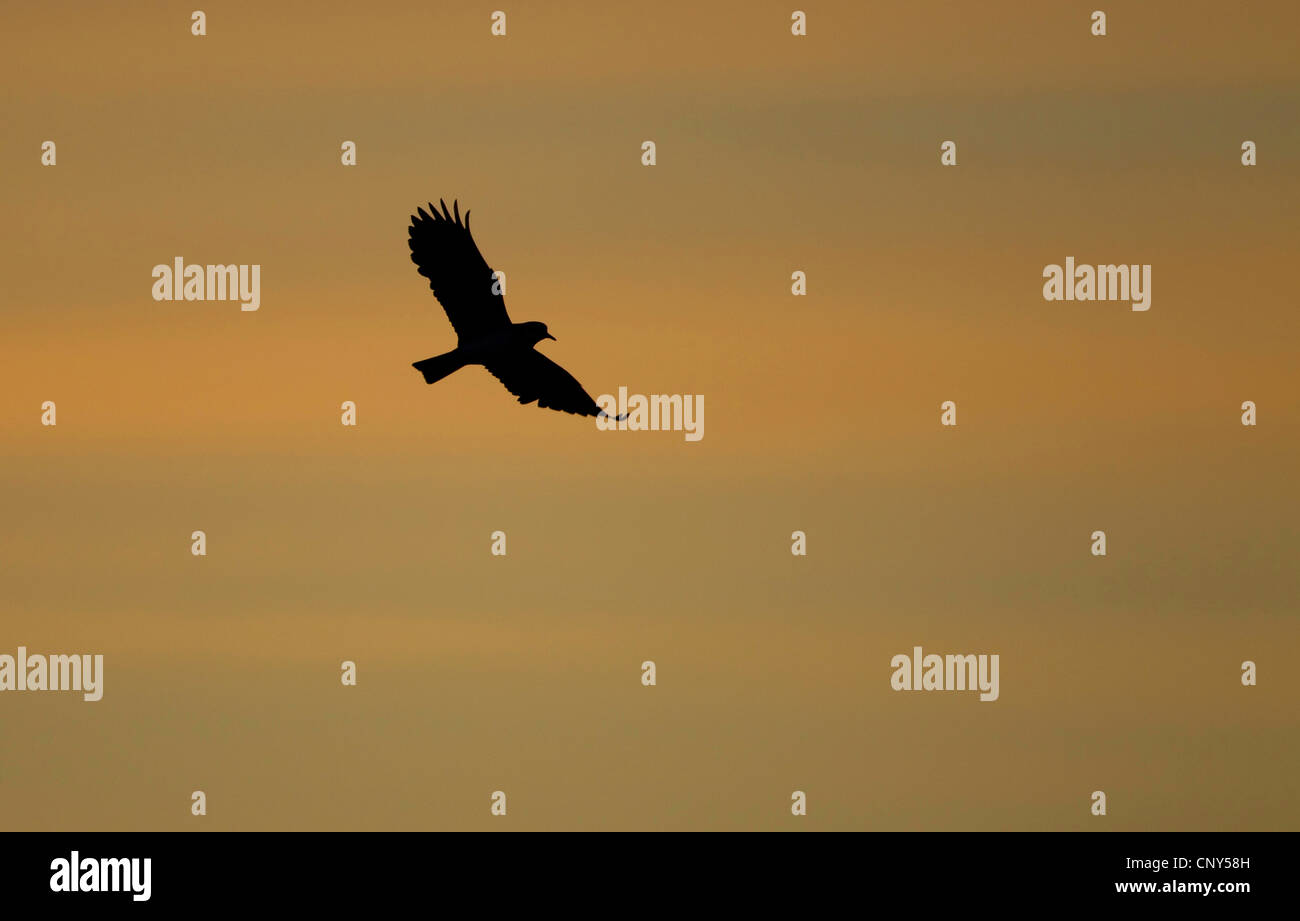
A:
408;199;624;420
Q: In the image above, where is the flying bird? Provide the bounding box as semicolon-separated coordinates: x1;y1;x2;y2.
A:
407;199;623;420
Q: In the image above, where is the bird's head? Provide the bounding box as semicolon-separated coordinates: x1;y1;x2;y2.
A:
521;321;556;345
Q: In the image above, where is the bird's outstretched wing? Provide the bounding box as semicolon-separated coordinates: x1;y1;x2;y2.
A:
408;199;511;342
484;348;610;418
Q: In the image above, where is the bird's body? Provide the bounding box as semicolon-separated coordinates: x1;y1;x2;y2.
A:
459;322;553;363
407;199;622;419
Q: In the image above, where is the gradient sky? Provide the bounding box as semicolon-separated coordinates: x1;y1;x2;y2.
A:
1;1;1297;830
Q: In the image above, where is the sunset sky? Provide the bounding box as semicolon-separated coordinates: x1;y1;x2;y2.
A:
2;1;1297;830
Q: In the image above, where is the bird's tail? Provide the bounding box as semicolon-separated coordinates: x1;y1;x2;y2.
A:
412;350;467;385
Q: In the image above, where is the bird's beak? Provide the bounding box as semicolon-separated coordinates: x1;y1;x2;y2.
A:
546;333;556;341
